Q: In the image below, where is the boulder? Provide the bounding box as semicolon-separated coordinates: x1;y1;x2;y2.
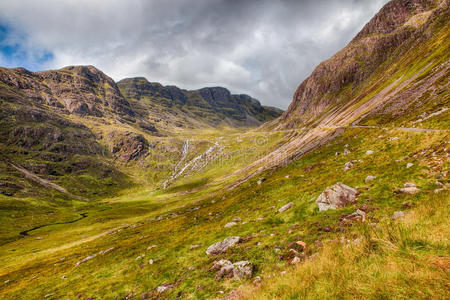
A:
206;236;241;256
232;261;253;280
211;260;253;280
316;183;359;211
276;202;294;214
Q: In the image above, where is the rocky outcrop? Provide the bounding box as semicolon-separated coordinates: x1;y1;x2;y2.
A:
108;131;149;162
0;66;134;118
278;0;448;128
316;183;359;211
117;77;282;127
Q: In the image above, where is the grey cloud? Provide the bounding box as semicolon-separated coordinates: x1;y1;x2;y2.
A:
0;0;389;109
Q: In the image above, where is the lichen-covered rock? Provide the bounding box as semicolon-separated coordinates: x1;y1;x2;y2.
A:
206;236;241;256
210;260;254;280
316;183;359;211
232;261;253;280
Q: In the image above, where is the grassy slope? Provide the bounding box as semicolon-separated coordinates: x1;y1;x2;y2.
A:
0;125;447;299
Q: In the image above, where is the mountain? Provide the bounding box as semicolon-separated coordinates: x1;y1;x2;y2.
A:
278;0;449;129
117;77;282;128
239;0;449;181
0;64;282;200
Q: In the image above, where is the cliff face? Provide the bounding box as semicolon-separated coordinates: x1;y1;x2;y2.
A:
279;0;449;128
0;65;134;118
117;77;283;127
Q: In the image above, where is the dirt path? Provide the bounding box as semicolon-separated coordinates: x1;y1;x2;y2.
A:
10;163;90;202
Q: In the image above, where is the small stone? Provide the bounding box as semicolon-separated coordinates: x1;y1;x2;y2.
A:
366;150;374;155
434;188;444;194
291;256;301;264
406;163;414;169
147;245;157;250
392;211;405;220
399;183;419;194
343;161;354;172
157;283;174;293
224;222;237;228
343;148;351;155
36;237;43;240
365;175;376;183
435;181;444;187
189;244;201;250
276;202;294;214
61;275;66;279
148;259;154;264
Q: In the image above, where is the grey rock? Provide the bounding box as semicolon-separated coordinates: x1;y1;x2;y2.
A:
224;222;237;228
392;211;405;220
316;183;359;211
365;175;376;183
232;261;253;280
399;183;419;194
206;236;241;256
157;283;174;293
276;202;294;214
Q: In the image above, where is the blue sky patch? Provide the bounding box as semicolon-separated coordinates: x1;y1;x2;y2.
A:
0;23;54;71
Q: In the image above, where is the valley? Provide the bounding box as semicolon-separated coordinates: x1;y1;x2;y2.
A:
0;0;449;299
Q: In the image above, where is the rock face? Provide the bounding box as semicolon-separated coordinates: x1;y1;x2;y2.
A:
117;77;282;127
206;236;241;256
0;66;134;118
277;0;449;129
108;131;149;162
316;183;359;211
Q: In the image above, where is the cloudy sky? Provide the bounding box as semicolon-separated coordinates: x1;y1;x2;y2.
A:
0;0;389;109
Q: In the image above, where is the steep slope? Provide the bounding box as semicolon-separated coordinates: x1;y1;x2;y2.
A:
118;77;283;128
278;0;449;129
0;66;134;119
233;0;449;187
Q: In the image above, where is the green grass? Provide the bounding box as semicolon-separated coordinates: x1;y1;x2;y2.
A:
0;126;447;299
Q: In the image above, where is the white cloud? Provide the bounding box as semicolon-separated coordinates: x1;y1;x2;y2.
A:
0;0;389;109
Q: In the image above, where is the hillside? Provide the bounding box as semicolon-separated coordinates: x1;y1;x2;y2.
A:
0;0;448;299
